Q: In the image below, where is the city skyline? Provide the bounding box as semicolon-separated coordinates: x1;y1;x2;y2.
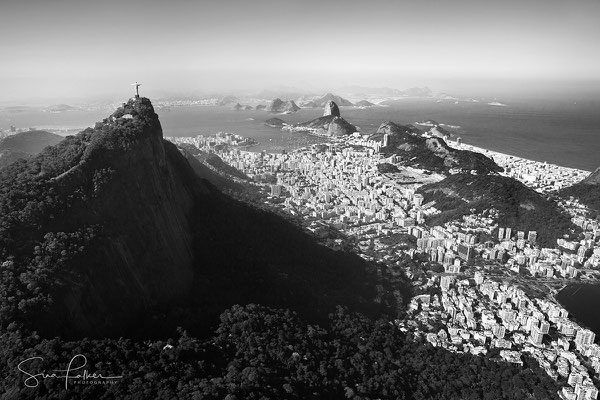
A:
1;0;600;102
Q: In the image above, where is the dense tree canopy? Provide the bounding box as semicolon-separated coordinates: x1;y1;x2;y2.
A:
419;174;578;246
0;305;559;399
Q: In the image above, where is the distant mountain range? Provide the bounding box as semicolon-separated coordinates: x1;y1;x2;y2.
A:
218;95;238;105
266;98;300;113
255;89;311;101
231;102;254;111
338;86;433;98
354;100;377;107
45;104;79;112
297;93;354;108
252;86;433;103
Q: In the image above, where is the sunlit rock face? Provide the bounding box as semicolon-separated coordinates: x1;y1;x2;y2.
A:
323;100;340;117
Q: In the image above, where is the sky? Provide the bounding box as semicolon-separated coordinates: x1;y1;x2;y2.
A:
1;0;600;103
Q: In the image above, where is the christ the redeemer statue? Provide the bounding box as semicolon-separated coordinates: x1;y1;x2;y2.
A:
131;82;142;98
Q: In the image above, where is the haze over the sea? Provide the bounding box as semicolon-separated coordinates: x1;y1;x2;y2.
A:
1;0;599;103
2;0;599;170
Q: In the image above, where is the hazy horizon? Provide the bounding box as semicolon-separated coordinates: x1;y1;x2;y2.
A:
2;0;600;104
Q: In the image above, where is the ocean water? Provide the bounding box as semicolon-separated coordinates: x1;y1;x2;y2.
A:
1;98;599;171
556;284;600;336
158;98;600;171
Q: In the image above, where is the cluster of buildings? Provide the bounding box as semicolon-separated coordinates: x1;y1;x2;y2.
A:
154;98;226;107
167;133;257;149
410;213;598;282
177;132;599;278
489;223;598;280
219;146;447;239
168;127;600;396
0;125;22;139
453;142;590;192
562;199;600;269
345;133;385;152
410;203;599;281
401;275;599;399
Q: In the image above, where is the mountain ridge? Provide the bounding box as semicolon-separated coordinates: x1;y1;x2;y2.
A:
560;166;600;215
299;93;354;107
0;97;381;339
371;121;502;174
418;173;577;246
266;98;300;113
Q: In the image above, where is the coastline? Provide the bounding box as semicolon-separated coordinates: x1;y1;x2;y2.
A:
451;141;592;175
555;283;600;336
281;124;337;139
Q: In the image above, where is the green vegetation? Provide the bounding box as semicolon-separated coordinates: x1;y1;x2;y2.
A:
371;122;502;174
0;149;31;169
197;152;250;180
177;146;251;194
0;130;63;155
0;99;564;399
0;97;383;340
561;183;600;218
377;163;400;174
418;174;578;247
0;130;65;169
0;305;560;399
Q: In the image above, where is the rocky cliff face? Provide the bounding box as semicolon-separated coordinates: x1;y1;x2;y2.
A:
0;98;379;339
292;101;356;136
374;121;423;140
323;100;340;117
266;98;300;113
372;121;502;174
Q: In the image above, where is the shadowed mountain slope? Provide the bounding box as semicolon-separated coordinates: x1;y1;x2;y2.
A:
0;98;381;339
560;166;600;216
418;173;577;247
